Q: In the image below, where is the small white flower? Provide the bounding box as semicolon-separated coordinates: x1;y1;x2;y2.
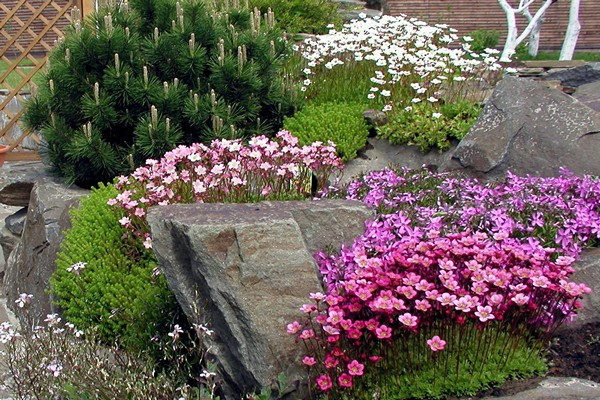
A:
15;293;33;308
411;98;421;103
194;323;214;336
367;93;376;99
66;262;87;275
427;96;438;103
432;112;442;119
168;324;184;340
200;369;217;379
380;90;391;97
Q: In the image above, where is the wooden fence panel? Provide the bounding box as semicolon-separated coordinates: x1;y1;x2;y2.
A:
0;0;82;161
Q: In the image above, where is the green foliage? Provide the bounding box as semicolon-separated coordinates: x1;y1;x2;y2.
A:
283;102;369;161
467;29;500;53
339;323;548;400
377;101;481;152
248;0;341;34
514;50;600;61
23;0;301;188
50;183;180;354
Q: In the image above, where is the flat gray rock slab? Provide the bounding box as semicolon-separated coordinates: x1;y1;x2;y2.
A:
573;81;600;112
487;377;600;400
341;138;454;184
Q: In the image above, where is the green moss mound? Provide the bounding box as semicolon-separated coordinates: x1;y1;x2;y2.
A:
283;102;370;161
51;183;179;353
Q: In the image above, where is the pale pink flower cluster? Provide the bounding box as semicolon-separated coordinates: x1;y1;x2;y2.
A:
110;131;343;244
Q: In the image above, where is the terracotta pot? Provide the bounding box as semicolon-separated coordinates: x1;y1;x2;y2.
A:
0;144;11;167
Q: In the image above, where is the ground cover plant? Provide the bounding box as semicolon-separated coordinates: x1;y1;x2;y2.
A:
249;0;341;34
0;295;217;400
23;0;301;187
289;166;597;398
283;102;370;161
51;183;180;355
294;14;504;152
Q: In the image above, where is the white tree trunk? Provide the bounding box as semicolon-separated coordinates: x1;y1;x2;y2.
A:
497;0;556;62
498;0;519;61
560;0;581;60
523;8;544;57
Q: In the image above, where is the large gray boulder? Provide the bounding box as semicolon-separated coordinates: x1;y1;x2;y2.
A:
3;178;88;319
147;200;374;398
543;62;600;88
442;76;600;178
0;161;46;207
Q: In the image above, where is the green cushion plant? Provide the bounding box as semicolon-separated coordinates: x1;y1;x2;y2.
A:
377;101;481;152
283;102;370;162
51;183;180;354
23;0;301;188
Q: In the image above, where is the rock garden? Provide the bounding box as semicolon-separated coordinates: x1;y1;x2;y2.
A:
0;0;599;399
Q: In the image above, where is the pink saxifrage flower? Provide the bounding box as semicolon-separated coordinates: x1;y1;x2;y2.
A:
316;374;333;391
347;360;365;376
427;335;446;351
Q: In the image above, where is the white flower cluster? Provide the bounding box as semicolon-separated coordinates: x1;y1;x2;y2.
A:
298;14;502;110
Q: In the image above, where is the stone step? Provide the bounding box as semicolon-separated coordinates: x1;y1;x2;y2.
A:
523;60;587;69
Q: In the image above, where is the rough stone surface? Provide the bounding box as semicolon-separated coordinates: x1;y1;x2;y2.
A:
363;109;389;128
5;208;26;236
573;81;600;112
341;138;455;184
442;76;600;178
3;178;88;320
0;161;46;207
485;377;600;400
0;227;19;278
543;62;600;88
561;248;600;329
147;200;374;398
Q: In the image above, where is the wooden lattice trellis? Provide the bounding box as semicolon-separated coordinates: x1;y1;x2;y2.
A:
0;0;84;161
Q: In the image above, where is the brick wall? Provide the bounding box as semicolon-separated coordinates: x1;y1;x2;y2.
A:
387;0;600;51
0;0;80;59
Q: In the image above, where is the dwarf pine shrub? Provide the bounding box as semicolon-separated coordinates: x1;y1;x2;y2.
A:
23;0;301;188
51;183;181;354
283;102;370;161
